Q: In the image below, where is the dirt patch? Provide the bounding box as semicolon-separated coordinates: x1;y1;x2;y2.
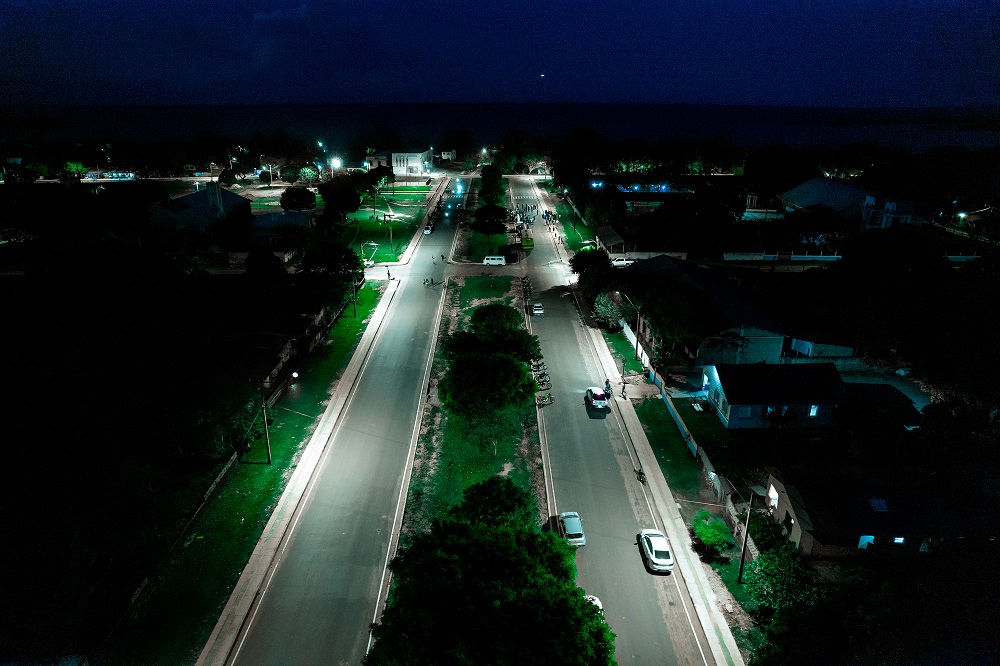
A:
706;564;756;633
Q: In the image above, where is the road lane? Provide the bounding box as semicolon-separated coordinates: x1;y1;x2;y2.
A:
228;205;449;665
511;175;711;665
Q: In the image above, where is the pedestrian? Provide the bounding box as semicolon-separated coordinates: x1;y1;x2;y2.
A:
387;268;391;280
441;254;445;261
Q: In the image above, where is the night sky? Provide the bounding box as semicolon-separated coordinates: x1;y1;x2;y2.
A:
2;0;998;108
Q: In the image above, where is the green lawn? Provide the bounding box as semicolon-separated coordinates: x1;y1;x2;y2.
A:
103;284;385;665
601;329;646;376
243;185;431;264
634;398;702;499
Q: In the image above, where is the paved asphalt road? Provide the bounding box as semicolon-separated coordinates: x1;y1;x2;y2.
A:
227;194;458;664
511;176;710;664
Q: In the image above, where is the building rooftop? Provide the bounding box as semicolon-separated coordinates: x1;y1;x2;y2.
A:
716;362;843;405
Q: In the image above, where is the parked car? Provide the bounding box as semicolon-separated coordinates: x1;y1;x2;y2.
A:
559;511;586;546
585;387;609;409
637;529;674;572
532;302;544;316
424;224;434;234
364;259;375;268
611;257;635;268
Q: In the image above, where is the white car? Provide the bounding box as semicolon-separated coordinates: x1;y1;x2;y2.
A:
363;259;375;268
611;257;635;268
585;387;609;410
532;302;544;316
637;529;675;572
558;511;586;546
424;224;433;234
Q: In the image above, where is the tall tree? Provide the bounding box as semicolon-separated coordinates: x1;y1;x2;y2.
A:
438;352;535;418
316;174;361;234
365;478;615;665
472;203;507;253
279;186;316;212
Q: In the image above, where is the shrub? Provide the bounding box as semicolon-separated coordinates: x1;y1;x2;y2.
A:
693;508;734;552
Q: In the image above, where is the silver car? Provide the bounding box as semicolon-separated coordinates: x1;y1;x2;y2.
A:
637;529;675;572
559;511;586;546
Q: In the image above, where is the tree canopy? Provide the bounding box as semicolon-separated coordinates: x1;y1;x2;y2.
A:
471;203;507;252
438;351;535;417
438;303;539;417
365;477;615;665
316;175;361;236
279;186;316;211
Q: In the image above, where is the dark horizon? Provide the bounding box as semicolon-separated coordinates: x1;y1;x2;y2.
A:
3;102;998;152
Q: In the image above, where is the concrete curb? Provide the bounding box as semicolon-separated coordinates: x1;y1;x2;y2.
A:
197;279;402;666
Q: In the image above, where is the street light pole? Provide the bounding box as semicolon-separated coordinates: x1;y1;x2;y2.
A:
618;291;642;361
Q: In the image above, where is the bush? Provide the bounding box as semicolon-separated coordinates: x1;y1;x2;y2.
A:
693;508;734;554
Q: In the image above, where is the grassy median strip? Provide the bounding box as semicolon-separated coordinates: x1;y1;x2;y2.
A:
403;275;542;542
102;283;385;665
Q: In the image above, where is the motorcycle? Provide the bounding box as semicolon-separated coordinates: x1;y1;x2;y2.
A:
536;381;552;391
534;373;550;383
537;393;554;406
532;362;547;372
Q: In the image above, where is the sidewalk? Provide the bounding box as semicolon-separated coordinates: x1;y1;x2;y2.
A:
587;333;745;666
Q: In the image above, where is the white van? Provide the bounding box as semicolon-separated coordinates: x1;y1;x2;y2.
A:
483;256;506;266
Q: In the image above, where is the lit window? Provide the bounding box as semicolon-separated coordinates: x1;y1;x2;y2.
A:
809;405;819;417
858;535;875;549
893;537;905;544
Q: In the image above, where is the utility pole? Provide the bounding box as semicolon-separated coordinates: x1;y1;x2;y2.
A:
737;486;766;583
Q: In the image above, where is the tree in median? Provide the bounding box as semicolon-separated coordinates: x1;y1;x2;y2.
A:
472;203;507;254
446;476;539;530
280;186;316;212
365;478;615;665
438;351;535;418
443;303;542;363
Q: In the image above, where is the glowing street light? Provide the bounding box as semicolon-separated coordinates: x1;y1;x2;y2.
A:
331;157;342;170
616;291;643;361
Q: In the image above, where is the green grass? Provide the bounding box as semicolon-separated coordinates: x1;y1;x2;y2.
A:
104;284;385;665
709;550;759;611
402;275;540;542
458;275;514;308
633;398;702;499
458;230;502;262
601;329;646;376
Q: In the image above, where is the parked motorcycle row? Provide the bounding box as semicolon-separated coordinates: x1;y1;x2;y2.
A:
524;277;553;406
